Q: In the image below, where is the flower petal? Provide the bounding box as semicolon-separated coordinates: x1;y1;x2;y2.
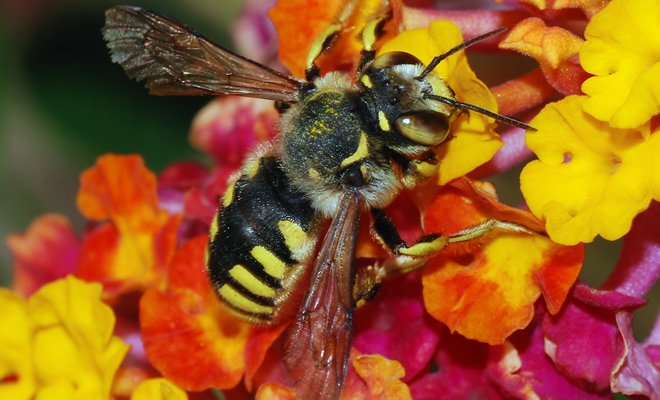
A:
76;154;181;296
580;0;660;128
553;0;607;18
255;382;298;400
130;378;188;400
353;273;440;380
269;0;345;77
543;297;621;389
140;236;249;390
521;95;660;244
488;322;612;399
612;312;660;398
0;289;35;400
28;276;129;400
350;355;412;400
606;201;660;397
140;236;283;391
6;214;79;296
407;328;500;400
77;154;159;223
500;17;587;95
422;185;582;344
189;97;278;166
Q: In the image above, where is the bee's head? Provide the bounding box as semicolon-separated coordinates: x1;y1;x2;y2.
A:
360;51;458;156
358;29;535;158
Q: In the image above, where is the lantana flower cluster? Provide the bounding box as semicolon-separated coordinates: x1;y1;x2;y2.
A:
3;0;659;399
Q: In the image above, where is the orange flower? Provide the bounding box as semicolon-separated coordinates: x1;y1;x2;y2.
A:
421;180;583;344
254;354;412;400
343;355;412;400
76;154;181;296
499;17;588;95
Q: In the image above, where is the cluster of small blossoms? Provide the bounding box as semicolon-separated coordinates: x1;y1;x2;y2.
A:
2;0;658;399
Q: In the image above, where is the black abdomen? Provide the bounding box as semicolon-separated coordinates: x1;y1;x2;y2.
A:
206;156;318;323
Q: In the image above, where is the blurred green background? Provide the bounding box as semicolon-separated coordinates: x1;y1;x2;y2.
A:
0;0;243;284
0;0;655;341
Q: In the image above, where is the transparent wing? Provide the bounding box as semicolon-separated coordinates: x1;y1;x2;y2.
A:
103;6;303;102
284;193;364;400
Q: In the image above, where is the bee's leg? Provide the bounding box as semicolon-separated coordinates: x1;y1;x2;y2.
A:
371;208;531;274
304;23;343;81
305;2;393;81
353;263;386;307
356;9;392;75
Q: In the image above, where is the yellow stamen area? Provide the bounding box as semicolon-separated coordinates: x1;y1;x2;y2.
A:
229;264;276;298
250;245;286;280
341;132;369;168
218;285;273;314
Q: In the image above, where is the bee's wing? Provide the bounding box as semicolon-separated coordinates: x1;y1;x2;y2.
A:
103;6;303;102
284;193;364;400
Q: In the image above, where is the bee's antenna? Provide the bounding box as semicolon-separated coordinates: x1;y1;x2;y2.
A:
416;28;507;81
426;94;536;131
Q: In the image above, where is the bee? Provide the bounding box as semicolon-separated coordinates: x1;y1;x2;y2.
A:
103;5;533;400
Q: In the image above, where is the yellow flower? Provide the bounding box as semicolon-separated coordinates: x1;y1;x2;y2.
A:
379;21;503;184
130;378;188;400
0;276;129;400
0;290;34;400
520;95;660;245
580;0;660;129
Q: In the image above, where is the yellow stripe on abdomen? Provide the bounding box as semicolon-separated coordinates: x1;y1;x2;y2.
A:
250;245;286;280
218;285;273;315
228;264;276;298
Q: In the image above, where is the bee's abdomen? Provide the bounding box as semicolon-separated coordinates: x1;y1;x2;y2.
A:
206;156;317;323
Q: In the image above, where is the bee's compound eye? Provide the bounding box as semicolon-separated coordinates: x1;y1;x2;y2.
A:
395;111;450;146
